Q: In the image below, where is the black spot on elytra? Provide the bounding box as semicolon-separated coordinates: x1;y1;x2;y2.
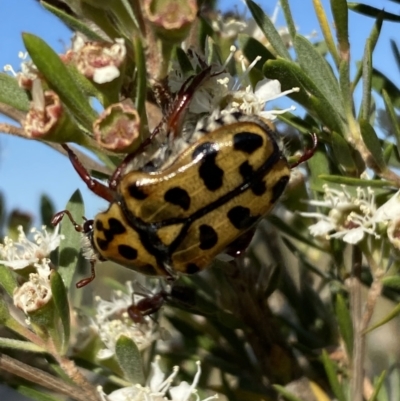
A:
141;264;158;275
96;238;108;251
128;183;148;200
239;161;267;196
95;220;104;231
118;244;138;260
186;263;200;274
227;206;259;230
192;142;224;191
233;132;263;154
239;161;254;180
198;224;218;250
271;176;289;203
108;218;126;234
164;187;191;210
95;217;126;251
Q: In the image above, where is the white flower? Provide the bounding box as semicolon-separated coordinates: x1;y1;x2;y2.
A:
93;282;158;359
98;357;218;401
13;259;52;314
0;225;63;270
299;185;400;244
168;45;298;121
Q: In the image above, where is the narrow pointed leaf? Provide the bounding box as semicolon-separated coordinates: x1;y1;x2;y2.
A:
352;12;383;92
360;40;372;121
320;175;392;187
50;270;70;354
359;119;386;170
321;350;346;401
382;275;400;290
364;302;400;333
294;35;344;117
42;2;105;41
309;149;331;191
0;265;18;297
313;0;340;66
331;0;349;52
264;59;345;134
22;33;97;131
0;73;30;112
115;335;145;384
245;0;291;59
238;35;275;71
369;370;386;401
331;131;357;172
382;89;400;155
390;39;400;72
18;386;60;401
57;190;85;289
335;294;353;358
348;3;400;22
280;0;296;39
0;338;45;353
40;195;55;228
372;68;400;109
273;385;304;401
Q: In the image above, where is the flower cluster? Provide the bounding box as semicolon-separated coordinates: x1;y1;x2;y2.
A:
99;357;218;401
93;282;159;360
299;185;400;246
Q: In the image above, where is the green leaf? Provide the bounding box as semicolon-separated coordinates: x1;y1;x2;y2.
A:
115;335;145;384
331;131;357;173
382;89;400;155
294;35;344;117
0;295;10;324
321;350;347;401
339;60;353;116
331;0;349;51
280;0;296;39
0;265;17;297
360;40;372;121
382;275;400;290
348;3;400;22
268;215;325;251
351;12;383;93
335;294;353;358
264;59;345;134
133;36;146;119
175;47;195;74
390;39;400;72
42;2;105;41
0;337;45;353
308;149;331;192
320;175;393;187
372;68;400;109
40;195;55;228
18;386;60;401
369;370;386;401
273;384;304;401
364;302;400;333
238;34;275;72
50;270;70;355
359;119;386;170
22;33;97;131
245;0;291;60
57;190;85;289
0;73;30;112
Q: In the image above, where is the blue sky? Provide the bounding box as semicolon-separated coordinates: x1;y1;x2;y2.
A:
0;0;399;226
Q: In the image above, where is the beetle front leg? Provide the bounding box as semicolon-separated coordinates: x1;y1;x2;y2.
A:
62;144;114;202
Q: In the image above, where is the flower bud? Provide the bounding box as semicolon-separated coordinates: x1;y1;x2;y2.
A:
93;103;140;152
143;0;197;44
65;35;126;85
